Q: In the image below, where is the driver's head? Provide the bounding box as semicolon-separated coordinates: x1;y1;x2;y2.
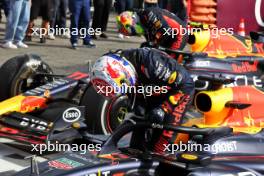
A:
91;54;137;98
116;11;144;36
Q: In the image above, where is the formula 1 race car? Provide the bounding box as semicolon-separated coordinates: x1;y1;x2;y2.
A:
89;49;264;134
0;49;263;147
9;66;264;176
0;54;100;146
14;85;264;176
0;31;263;143
109;29;264;134
0;38;263;175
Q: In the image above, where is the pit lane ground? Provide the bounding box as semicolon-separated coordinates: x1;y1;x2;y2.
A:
0;13;144;74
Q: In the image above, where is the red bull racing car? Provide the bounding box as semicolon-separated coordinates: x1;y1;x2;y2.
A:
12;96;264;176
0;33;263;144
0;31;263;175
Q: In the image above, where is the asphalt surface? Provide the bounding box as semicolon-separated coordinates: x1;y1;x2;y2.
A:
0;13;144;74
0;13;144;174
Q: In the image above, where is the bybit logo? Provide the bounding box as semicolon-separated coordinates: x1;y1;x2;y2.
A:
86;170;111;176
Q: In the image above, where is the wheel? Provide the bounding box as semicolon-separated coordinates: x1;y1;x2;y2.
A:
80;86;131;134
0;54;53;101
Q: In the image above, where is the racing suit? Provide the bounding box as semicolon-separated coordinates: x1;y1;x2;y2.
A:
121;48;194;153
137;7;188;53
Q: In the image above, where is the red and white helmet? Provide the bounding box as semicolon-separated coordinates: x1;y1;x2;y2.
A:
91;54;137;98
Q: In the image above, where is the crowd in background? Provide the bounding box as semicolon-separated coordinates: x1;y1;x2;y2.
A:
0;0;186;49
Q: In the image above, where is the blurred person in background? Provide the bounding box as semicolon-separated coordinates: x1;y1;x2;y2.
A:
2;0;30;49
0;0;9;23
170;0;187;22
115;0;134;39
144;0;158;8
134;0;144;9
158;0;168;9
49;0;69;40
115;0;133;14
91;0;113;39
49;0;69;39
69;0;96;49
25;0;53;43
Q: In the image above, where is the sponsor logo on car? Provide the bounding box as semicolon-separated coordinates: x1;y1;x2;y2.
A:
62;107;81;123
192;75;263;90
232;61;259;73
24;78;70;96
48;158;84;170
195;61;211;67
84;170;111;176
20;117;50;131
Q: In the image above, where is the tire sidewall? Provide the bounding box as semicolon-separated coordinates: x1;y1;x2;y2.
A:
80;86;130;134
0;54;53;101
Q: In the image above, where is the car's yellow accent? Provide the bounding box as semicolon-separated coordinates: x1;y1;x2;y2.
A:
195;88;233;125
0;95;47;116
190;30;211;52
168;71;177;84
0;95;26;116
169;95;178;105
181;153;198;160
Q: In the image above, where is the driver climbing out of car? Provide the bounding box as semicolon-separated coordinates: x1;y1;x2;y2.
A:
90;47;194;154
116;7;188;60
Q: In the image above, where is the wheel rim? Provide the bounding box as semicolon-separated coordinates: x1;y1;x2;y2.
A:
12;63;53;95
15;74;51;95
106;96;130;133
117;107;128;123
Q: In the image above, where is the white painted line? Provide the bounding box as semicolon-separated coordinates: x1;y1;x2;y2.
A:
0;159;24;172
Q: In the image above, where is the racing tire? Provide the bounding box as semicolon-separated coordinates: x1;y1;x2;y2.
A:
0;54;53;101
80;85;131;134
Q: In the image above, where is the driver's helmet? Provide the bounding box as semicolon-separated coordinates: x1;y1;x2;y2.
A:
116;11;144;36
91;54;137;98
